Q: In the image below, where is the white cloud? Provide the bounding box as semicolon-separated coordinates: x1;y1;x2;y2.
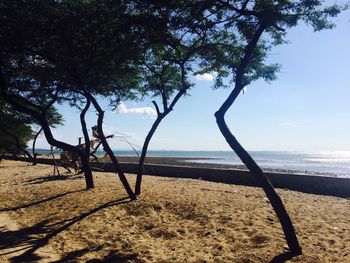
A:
195;72;218;81
117;102;157;117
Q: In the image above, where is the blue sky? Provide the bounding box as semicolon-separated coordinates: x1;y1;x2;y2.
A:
34;8;350;152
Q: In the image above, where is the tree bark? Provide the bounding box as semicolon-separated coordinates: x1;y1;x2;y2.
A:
86;92;136;200
135;114;164;195
80;99;92;159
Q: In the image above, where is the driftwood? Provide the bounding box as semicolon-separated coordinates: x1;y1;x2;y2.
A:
57;126;139;174
58;126;108;173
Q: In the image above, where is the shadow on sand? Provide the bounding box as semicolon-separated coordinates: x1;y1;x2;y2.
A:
0;189;86;212
0;197;131;262
269;251;300;263
24;174;84;185
52;248;139;263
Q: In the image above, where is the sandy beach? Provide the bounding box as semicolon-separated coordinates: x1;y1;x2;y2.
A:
0;159;349;262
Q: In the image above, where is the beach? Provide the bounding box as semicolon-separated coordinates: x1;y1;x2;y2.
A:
0;160;349;262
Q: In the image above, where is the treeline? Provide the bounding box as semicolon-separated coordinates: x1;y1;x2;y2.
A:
0;0;344;256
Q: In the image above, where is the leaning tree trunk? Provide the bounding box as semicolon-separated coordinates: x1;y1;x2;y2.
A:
213;22;302;255
78;99;94;188
215;87;302;255
80;99;92;162
32;127;43;165
135;114;164;195
86;93;136;200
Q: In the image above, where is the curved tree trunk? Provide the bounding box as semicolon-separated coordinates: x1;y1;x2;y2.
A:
32;127;43;165
135;114;164;195
80;99;92;160
213;22;301;255
86;92;136;200
78;99;94;186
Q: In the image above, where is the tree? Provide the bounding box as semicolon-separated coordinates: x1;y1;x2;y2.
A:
133;1;214;195
0;0;95;189
0;0;144;198
198;0;342;255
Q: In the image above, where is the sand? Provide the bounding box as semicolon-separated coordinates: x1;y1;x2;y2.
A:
0;160;349;262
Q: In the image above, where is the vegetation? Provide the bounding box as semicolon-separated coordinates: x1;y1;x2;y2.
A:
0;101;34;161
0;0;344;256
134;1;212;195
0;0;142;195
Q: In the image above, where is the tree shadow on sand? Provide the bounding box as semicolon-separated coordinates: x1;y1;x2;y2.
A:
0;189;85;212
24;174;84;185
52;247;140;263
269;251;299;263
0;197;131;262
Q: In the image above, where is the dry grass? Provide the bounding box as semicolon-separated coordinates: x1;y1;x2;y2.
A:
0;160;349;262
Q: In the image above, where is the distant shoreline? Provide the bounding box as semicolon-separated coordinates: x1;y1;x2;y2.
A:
33;149;350;178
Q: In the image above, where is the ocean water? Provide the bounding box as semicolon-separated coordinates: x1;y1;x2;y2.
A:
36;149;350;178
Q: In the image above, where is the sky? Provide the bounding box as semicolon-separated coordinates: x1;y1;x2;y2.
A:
34;7;350;152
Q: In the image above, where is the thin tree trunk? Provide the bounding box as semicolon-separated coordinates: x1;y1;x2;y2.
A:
50;145;60;176
32;127;43;165
18;145;35;163
80;99;92;163
86;92;136;200
135;114;164;195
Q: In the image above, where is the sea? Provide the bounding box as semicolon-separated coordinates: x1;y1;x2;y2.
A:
36;149;350;178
